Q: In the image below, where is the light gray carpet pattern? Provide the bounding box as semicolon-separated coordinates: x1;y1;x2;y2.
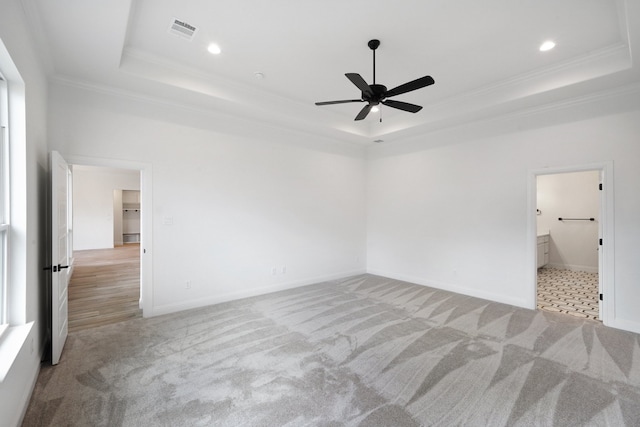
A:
23;274;640;426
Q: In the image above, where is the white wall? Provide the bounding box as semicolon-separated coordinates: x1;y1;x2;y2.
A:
367;108;640;333
537;171;600;272
0;1;49;426
72;166;140;250
49;83;367;315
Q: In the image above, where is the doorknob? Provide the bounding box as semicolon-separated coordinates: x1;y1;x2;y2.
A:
43;264;69;272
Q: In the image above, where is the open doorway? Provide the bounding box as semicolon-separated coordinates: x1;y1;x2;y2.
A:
68;165;143;331
530;161;614;326
536;170;601;320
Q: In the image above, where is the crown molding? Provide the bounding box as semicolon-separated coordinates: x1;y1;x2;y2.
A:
368;81;640;155
49;75;368;156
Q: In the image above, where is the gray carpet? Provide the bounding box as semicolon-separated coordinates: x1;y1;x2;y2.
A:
22;274;640;426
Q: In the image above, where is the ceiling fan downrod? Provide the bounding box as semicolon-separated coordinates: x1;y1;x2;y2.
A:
368;39;380;85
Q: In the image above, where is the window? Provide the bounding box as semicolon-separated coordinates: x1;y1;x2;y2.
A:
0;72;8;335
0;40;33;381
0;72;7;335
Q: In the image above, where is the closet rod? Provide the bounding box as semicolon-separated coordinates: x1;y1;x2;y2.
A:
558;217;595;221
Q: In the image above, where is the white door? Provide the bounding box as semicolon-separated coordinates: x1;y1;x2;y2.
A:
50;151;71;365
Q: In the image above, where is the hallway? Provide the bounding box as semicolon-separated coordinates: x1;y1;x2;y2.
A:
68;244;142;332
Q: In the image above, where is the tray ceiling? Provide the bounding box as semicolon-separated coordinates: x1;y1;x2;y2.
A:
23;0;640;144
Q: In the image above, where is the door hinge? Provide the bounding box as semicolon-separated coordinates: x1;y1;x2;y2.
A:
599;183;603;191
599;238;603;246
599;293;603;301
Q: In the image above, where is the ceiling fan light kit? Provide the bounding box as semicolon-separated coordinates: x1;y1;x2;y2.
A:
315;39;435;121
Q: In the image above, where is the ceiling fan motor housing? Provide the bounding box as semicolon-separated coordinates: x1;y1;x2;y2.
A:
364;84;387;105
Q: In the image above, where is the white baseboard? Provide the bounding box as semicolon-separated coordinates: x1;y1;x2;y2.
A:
2;323;41;427
545;263;598;273
14;357;40;427
150;269;367;317
366;269;529;309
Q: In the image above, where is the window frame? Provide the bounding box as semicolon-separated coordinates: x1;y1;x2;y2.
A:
0;73;8;333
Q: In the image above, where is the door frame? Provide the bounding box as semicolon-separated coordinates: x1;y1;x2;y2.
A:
527;161;614;326
64;155;153;317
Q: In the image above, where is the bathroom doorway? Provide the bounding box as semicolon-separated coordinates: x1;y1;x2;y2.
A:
531;162;613;325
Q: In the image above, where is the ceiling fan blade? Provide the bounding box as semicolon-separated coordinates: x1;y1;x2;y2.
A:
382;99;423;113
385;76;435;98
315;99;363;106
354;104;373;121
346;73;373;97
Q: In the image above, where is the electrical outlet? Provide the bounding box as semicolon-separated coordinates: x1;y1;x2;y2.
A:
281;266;287;274
271;267;277;275
185;280;192;289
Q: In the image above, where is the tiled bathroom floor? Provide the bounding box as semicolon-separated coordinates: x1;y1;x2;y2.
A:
537;268;600;321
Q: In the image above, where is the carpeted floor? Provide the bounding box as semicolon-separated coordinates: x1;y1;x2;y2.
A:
23;274;640;426
537;268;599;320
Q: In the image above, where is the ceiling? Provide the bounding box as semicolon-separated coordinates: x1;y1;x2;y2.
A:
22;0;640;144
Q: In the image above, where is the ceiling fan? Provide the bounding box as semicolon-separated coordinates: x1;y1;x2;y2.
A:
315;39;435;121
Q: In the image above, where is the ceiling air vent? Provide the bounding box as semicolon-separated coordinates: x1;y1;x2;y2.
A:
168;18;197;40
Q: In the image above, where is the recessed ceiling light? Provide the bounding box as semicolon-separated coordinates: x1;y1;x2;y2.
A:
373;139;384;143
539;41;556;52
207;43;221;55
254;72;265;79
